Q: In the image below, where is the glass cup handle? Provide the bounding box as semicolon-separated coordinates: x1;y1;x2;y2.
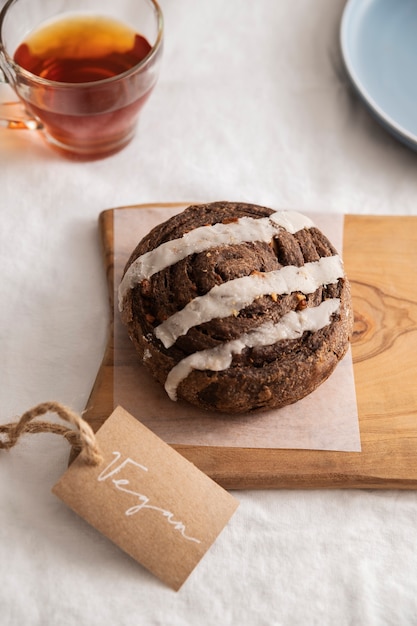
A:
0;101;43;130
0;68;43;130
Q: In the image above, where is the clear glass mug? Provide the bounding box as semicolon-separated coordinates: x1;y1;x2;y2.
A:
0;0;163;159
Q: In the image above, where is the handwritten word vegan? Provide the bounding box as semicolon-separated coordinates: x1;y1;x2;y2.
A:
98;451;201;544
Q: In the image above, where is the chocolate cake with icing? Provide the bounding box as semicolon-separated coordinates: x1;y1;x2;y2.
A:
118;202;353;414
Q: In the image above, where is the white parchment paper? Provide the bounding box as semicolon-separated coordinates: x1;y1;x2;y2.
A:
113;205;360;451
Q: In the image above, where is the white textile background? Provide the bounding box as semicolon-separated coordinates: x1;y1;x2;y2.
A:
1;1;417;625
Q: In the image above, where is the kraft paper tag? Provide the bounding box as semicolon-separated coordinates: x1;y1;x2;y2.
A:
52;406;239;591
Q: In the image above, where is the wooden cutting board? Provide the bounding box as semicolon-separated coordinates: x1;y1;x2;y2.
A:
83;204;417;489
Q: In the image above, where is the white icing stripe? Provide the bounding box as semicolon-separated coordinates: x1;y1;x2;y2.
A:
164;298;340;401
155;255;343;348
268;211;314;233
118;210;314;310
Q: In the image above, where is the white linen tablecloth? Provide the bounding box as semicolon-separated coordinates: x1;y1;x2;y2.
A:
1;1;417;624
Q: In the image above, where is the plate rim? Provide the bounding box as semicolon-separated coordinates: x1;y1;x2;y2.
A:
340;0;417;148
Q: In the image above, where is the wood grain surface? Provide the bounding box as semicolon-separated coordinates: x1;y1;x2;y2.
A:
83;205;417;489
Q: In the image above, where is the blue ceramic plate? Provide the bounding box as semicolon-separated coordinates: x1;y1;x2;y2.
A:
341;0;417;150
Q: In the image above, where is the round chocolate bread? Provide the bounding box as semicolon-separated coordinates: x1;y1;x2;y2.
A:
118;201;353;414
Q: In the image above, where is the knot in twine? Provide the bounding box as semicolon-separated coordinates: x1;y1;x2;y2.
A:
0;401;102;465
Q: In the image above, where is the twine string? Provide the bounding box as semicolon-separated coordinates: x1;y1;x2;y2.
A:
0;401;102;465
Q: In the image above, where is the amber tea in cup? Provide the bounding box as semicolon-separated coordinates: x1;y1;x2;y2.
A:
13;15;153;83
12;14;153;154
0;0;163;159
